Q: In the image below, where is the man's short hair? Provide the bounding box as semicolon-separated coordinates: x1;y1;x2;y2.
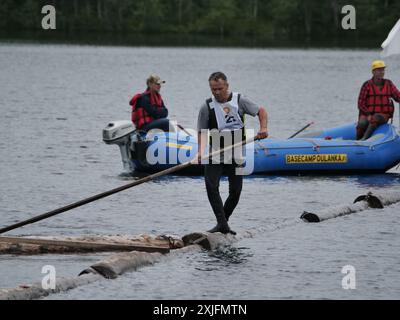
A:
209;72;227;82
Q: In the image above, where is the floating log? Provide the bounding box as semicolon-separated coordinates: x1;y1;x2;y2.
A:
81;251;163;279
301;192;400;223
0;273;102;300
82;232;238;279
182;232;237;250
353;192;400;208
0;235;180;255
0;249;166;300
301;201;370;223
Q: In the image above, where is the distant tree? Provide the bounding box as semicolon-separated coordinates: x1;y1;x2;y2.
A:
196;0;237;37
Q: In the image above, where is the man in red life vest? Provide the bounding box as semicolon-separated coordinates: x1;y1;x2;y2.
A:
357;60;400;140
130;74;170;132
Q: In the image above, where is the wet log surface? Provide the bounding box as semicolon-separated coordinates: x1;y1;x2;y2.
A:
0;234;184;255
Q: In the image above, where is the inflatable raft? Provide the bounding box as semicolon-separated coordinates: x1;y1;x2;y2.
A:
103;121;400;175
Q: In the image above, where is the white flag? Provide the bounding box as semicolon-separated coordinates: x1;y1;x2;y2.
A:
381;18;400;58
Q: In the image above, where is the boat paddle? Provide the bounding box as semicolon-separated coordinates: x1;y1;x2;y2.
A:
0;135;258;235
288;122;314;139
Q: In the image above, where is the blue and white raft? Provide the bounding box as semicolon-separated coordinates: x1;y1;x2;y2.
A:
103;121;400;175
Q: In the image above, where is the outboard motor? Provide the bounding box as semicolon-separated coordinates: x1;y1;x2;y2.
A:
103;121;136;172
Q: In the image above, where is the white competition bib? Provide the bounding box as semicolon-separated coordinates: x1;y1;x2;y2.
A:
209;92;244;131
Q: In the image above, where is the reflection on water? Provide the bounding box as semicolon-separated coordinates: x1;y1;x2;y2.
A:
120;172;400;189
196;246;253;271
0;31;380;48
352;173;400;188
247;172;400;189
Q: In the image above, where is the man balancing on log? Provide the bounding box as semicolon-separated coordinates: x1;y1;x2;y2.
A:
196;72;268;235
356;60;400;140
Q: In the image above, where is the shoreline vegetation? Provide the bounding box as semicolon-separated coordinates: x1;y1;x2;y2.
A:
0;30;385;49
0;0;398;48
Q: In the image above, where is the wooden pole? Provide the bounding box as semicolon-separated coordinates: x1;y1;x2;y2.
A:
0;136;257;234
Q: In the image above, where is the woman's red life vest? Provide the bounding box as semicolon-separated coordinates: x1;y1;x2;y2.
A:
130;91;163;129
366;80;395;118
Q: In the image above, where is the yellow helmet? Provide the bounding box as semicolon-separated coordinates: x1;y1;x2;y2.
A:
371;60;386;71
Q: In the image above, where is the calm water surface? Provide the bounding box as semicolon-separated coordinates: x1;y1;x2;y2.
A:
0;43;399;299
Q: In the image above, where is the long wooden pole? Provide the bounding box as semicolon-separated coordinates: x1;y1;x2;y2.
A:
0;136;257;235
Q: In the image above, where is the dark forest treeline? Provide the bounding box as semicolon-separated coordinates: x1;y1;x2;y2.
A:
0;0;399;45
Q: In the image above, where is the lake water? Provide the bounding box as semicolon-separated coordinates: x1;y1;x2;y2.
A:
0;43;399;300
